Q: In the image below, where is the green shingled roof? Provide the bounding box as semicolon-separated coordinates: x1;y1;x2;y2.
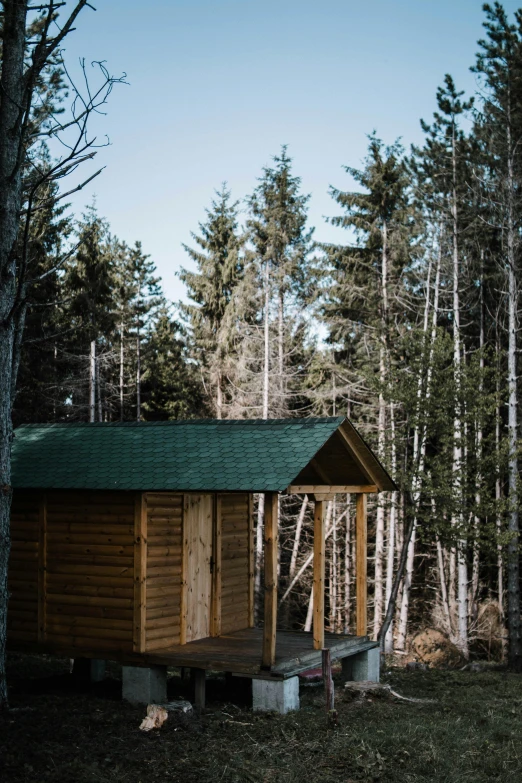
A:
11;418;347;492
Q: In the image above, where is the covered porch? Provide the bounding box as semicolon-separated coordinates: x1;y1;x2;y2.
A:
143;627;377;678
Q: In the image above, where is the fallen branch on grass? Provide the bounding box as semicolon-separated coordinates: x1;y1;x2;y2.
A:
344;680;435;704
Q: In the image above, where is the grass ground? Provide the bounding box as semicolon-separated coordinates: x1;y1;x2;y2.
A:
1;653;521;782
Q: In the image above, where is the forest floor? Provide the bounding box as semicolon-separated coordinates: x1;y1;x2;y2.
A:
1;652;521;783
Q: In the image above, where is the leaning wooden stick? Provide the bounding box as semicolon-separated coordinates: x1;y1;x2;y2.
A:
322;648;337;724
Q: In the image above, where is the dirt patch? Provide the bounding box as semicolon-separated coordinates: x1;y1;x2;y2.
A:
411;628;464;667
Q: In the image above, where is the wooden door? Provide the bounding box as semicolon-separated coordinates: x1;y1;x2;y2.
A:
183;494;213;643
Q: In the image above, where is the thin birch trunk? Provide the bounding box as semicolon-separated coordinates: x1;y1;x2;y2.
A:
289;495;308;579
495;355;504;620
471;265;484;624
216;372;223;419
136;327;141;422
119;321;124;421
278;289;284;416
96;353;103;423
344;494;351;633
331;496;337;632
304;583;314;632
436;533;454;639
505;118;521;670
373;218;389;637
448;120;468;658
396;237;441;649
384;404;397;652
255;262;271;621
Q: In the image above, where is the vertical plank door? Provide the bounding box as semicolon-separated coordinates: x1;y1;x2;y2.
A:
183;495;213;643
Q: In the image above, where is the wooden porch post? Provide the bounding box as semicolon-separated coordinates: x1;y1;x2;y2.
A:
262;492;278;667
356;492;367;636
313;499;325;650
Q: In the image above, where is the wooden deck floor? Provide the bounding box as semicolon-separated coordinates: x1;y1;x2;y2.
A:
144;628;377;678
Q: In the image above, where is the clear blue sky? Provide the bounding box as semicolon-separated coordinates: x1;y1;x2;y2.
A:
58;0;521;302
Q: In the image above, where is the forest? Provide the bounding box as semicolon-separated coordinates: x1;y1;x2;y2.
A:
1;0;522;707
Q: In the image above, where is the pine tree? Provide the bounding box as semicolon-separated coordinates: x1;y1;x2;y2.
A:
244;147;314;420
322;134;411;639
180;185;244;418
472;1;522;671
127;242;163;421
65;206;116;421
141;305;204;420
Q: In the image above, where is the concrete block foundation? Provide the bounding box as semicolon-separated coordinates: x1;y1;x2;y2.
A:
252;676;300;714
122;665;167;704
342;646;380;682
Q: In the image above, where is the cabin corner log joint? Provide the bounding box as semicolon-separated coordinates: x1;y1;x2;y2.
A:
8;417;395;682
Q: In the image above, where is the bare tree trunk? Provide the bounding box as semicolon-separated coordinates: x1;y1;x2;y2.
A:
448;123;468;658
255;263;271;622
216;372;223;419
136;327;141;422
436;534;454;639
396;239;441;649
331;497;337;632
96;355;103;423
278;289;284;416
0;0;101;709
119;322;124;421
89;340;96;423
289;495;308;579
344;494;351;633
384;404;397;652
263;261;270;420
471;271;484;624
254;493;264;624
373;351;386;637
506;129;521;670
373;218;389;637
304;582;314;632
495;374;504;620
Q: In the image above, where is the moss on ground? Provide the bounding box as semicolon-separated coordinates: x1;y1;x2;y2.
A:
1;654;521;782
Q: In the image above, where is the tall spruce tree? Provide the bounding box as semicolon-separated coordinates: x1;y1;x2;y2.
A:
246;146;314;419
323;134;411;639
141;305;204;420
180;185;244;418
65;206;116;421
472;1;522;670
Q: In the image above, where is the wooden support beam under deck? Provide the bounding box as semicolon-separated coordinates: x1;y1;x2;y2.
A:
262;492;279;667
313;499;325;650
356;493;367;637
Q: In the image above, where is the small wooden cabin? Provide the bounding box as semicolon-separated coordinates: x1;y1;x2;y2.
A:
8;417;395;689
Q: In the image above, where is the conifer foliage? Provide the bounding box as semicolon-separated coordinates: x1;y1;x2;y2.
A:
4;2;522;700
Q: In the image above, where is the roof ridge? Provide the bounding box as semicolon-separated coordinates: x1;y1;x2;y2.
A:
15;416;345;430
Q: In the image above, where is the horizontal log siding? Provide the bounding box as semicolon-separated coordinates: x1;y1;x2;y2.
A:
144;493;183;651
220;494;250;634
8;491;41;642
45;491;135;653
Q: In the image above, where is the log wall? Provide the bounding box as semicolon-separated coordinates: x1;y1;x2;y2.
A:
44;491;135;653
144;492;183;651
7;491;41;644
9;489;254;656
